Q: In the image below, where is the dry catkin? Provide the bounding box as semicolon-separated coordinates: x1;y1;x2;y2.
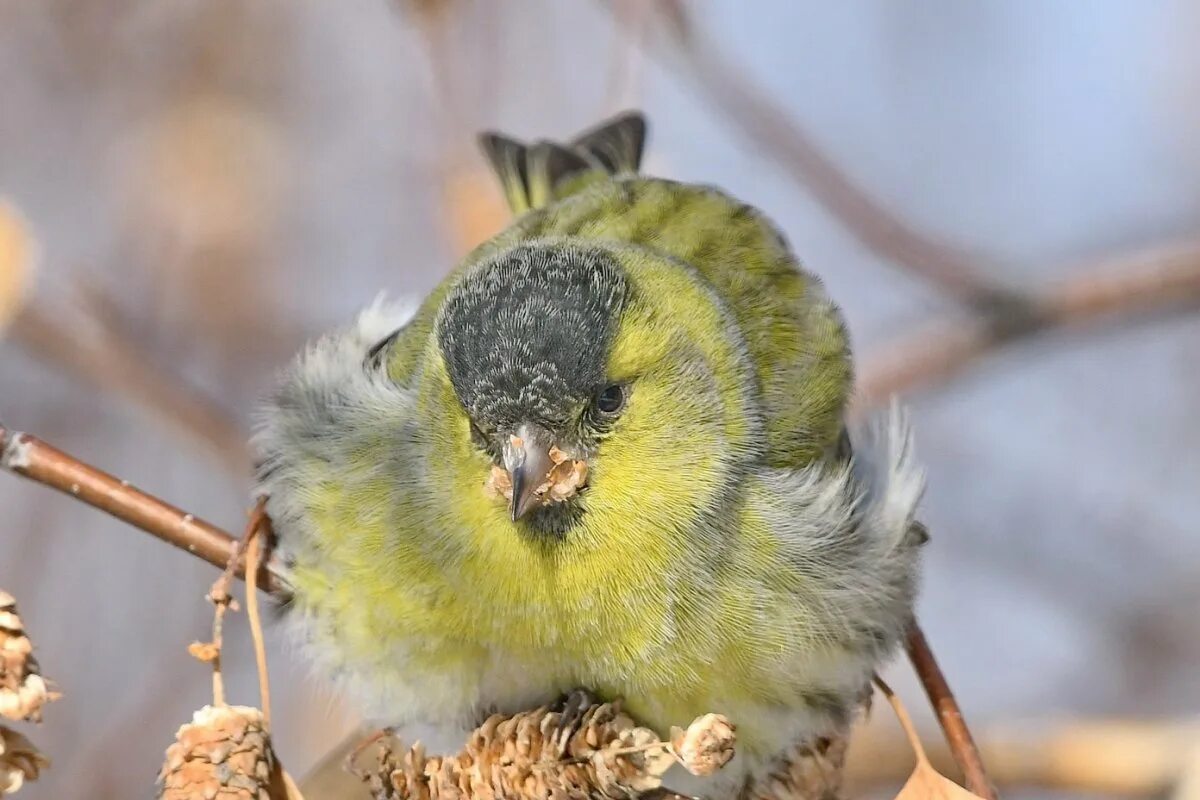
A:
740;734;850;800
671;713;738;777
157;705;278;800
362;702;736;800
740;691;870;800
0;591;56;723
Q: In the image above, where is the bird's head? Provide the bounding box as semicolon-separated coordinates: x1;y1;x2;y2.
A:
429;240;762;537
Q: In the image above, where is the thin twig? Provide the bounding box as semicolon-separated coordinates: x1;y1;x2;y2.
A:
604;0;649;115
857;241;1200;407
905;624;997;799
0;425;283;594
244;498;272;728
873;674;932;766
206;585;234;707
192;541;246;707
648;2;1016;308
9;303;249;474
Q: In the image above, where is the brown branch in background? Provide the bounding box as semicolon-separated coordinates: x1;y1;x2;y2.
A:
613;3;1200;409
604;0;649;115
0;425;282;594
396;0;513;259
847;716;1200;797
904;625;996;799
400;0;467;142
857;242;1200;407
0;195;250;476
646;2;1015;308
9;304;250;475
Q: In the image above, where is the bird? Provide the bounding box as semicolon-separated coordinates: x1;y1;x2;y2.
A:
256;111;925;795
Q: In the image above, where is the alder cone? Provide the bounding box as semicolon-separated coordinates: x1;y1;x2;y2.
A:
157;705;278;800
367;702;683;800
740;692;870;800
0;591;55;723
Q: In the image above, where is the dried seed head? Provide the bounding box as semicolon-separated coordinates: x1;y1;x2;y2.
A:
186;641;221;663
671;713;736;776
743;734;850;800
542;458;588;504
362;701;706;800
0;591;58;723
157;705;277;800
483;457;589;507
483;465;512;500
0;726;48;795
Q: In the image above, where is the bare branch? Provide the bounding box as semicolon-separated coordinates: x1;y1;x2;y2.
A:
649;2;1015;307
0;425;282;594
905;625;996;799
857;242;1200;407
9;303;250;474
604;0;650;115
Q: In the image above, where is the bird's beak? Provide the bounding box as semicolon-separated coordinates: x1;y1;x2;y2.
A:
502;423;556;522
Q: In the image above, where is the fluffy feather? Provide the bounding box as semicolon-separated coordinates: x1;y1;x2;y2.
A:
254;114;925;798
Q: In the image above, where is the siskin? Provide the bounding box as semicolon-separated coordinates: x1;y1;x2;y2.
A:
256;112;925;795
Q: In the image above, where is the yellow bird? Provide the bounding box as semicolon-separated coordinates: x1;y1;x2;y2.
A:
257;112;924;795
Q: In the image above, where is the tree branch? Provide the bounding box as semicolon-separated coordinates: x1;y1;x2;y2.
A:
905;625;996;799
0;425;281;594
857;241;1200;407
9;303;250;474
647;2;1015;308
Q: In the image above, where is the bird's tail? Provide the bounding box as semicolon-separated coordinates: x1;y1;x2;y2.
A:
478;111;647;214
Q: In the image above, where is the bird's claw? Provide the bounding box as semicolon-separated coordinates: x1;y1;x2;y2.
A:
552;688;596;757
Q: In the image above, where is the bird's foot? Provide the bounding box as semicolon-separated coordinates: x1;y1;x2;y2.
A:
551;687;596;757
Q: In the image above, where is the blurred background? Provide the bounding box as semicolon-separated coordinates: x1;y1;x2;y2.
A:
2;1;1200;798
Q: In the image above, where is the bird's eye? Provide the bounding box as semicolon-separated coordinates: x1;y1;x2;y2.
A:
594;383;625;415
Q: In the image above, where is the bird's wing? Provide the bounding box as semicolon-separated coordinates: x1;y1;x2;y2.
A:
752;403;926;656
